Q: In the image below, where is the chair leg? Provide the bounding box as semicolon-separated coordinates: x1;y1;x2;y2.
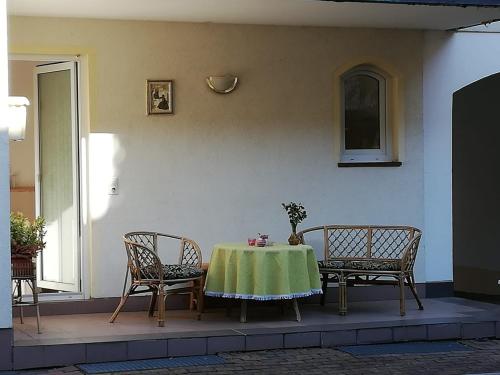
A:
320;274;328;306
17;281;24;324
32;278;41;334
189;291;195;311
158;288;166;327
399;274;406;317
338;274;347;316
292;298;301;322
149;290;158;317
407;273;424;310
35;304;41;334
109;286;133;323
240;300;247;323
196;279;204;320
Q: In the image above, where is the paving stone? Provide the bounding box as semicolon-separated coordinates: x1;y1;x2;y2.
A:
44;344;86;367
168;338;207;357
393;325;427;342
86;342;127;363
0;329;13;371
284;332;320;348
357;328;393;344
207;336;245;354
461;322;496;339
427;323;461;340
127;339;168;360
245;334;283;351
321;330;357;347
13;345;45;370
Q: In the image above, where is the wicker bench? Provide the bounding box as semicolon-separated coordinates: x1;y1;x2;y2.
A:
298;225;423;316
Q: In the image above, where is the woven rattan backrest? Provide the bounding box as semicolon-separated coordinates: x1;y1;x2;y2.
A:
326;226;369;259
123;231;202;267
124;232;157;253
123;239;162;281
299;225;421;262
178;238;202;267
371;227;415;259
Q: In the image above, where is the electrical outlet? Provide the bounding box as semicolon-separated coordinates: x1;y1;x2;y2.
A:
109;177;119;195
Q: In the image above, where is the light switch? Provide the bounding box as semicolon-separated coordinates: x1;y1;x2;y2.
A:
109;177;119;195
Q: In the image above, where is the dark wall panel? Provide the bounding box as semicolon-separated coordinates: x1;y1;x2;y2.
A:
453;72;500;296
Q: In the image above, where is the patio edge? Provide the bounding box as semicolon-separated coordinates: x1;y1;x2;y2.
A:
10;319;500;370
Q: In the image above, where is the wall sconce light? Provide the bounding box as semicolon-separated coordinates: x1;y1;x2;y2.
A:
206;75;239;94
8;96;30;141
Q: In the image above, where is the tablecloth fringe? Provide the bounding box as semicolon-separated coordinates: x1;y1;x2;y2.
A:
204;289;323;301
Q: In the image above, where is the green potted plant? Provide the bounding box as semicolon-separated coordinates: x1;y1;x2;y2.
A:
282;202;307;245
11;212;46;260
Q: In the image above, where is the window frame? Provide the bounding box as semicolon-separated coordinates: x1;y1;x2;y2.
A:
340;67;390;162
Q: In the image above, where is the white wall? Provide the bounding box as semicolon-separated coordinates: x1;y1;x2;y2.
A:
0;0;12;329
9;17;425;298
8;60;37;188
423;31;500;282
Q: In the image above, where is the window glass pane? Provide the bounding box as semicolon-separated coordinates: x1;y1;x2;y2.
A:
344;74;380;150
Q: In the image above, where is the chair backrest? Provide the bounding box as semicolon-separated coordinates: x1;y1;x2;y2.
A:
299;225;421;262
123;238;163;282
124;231;202;267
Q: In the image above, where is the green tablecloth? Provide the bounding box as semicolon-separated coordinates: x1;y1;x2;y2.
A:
204;243;322;300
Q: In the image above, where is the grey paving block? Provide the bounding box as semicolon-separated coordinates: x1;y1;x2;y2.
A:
44;344;86;367
246;334;283;351
321;330;357;347
393;325;427;342
13;346;45;370
496;322;500;339
128;339;168;360
0;329;13;371
86;342;127;363
284;332;321;348
168;338;207;357
357;328;393;344
462;322;496;339
207;336;245;354
427;323;461;340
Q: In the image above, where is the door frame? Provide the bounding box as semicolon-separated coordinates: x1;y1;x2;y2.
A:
9;53;91;301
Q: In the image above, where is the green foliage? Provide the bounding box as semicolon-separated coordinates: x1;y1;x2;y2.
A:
10;212;46;256
281;202;307;229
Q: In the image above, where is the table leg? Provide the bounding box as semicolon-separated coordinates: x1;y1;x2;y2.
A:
292;299;301;322
240;300;247;323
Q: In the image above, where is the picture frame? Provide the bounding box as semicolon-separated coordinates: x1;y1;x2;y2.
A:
147;80;173;115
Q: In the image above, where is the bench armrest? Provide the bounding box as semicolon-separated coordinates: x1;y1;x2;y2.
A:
401;233;422;272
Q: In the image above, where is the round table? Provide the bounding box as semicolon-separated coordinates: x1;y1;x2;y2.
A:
204;243;322;322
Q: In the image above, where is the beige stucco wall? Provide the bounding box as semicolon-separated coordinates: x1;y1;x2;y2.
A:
8;16;424;298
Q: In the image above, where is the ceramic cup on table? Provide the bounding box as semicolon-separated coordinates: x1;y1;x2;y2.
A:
256;238;267;247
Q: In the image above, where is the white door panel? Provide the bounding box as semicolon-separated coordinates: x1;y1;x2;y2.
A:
34;62;80;293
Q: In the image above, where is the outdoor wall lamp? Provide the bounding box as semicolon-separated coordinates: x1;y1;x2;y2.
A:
8;96;29;141
206;75;239;94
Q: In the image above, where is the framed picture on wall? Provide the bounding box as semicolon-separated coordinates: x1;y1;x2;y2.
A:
147;80;173;115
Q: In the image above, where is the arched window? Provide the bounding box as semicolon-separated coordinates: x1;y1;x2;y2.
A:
341;67;389;162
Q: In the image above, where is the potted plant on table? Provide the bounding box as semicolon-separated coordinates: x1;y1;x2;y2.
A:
282;202;307;246
10;212;46;277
